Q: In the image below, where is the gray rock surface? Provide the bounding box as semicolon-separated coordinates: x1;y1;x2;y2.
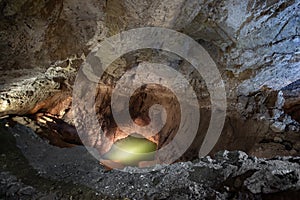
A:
1;120;300;199
1;0;299;123
0;1;300;198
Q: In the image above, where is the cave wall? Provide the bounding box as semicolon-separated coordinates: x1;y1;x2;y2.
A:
0;0;299;158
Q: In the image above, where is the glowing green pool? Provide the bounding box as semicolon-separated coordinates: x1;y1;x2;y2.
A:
102;134;157;166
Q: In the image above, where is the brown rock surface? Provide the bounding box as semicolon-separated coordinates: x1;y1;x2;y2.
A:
0;0;299;159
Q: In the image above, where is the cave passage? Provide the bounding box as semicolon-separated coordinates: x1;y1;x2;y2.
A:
102;134;157;167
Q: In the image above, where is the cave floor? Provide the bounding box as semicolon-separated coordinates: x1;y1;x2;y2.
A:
1;119;300;200
0;120;110;199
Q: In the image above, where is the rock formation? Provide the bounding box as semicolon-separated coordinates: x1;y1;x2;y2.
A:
1;0;299;158
0;0;299;198
1;121;300;199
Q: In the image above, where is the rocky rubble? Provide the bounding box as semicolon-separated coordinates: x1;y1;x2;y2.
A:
1;120;300;199
0;172;50;200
